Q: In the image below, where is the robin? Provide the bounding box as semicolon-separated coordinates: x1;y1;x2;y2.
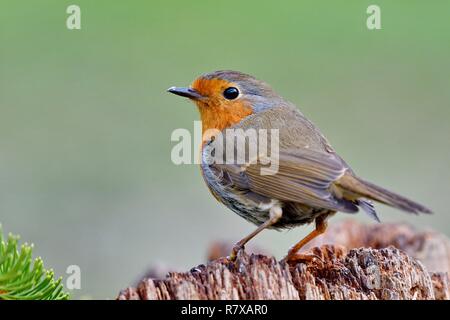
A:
168;70;432;263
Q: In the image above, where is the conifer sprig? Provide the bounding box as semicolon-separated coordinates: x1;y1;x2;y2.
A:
0;225;69;300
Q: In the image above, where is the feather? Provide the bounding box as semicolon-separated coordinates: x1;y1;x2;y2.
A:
357;199;380;222
214;148;355;213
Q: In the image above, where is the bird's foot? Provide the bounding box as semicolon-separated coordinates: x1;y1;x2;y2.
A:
229;244;245;262
282;252;324;266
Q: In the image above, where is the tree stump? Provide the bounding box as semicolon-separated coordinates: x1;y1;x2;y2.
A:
117;220;450;300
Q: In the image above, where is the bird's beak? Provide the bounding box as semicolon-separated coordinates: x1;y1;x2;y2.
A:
167;86;203;100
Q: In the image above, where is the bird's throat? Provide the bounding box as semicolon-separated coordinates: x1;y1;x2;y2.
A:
196;102;253;142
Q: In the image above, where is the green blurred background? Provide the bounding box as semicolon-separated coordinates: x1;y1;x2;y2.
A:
1;0;449;299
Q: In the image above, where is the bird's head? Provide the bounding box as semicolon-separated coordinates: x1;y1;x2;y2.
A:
168;70;287;134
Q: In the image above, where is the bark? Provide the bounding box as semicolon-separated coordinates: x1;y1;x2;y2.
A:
117;220;450;300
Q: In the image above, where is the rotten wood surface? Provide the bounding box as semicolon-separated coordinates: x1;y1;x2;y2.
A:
117;220;450;300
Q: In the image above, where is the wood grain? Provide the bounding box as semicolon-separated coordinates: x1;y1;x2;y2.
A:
117;220;450;300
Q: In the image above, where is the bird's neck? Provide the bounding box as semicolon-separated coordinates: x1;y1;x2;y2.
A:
197;102;253;143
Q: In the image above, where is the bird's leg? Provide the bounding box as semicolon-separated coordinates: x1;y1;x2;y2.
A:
284;215;328;263
229;205;282;261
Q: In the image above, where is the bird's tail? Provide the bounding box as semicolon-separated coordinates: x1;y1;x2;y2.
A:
336;174;432;214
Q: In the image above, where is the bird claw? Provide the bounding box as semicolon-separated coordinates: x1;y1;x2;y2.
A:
282;252;324;266
229;244;245;262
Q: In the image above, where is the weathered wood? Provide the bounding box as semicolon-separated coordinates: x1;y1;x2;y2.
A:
117;220;450;300
309;220;450;274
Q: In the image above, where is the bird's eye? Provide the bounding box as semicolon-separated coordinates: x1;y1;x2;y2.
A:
223;87;239;100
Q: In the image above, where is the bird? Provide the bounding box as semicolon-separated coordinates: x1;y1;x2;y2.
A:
167;70;432;263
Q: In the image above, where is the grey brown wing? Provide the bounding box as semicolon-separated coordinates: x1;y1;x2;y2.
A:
214;148;359;213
